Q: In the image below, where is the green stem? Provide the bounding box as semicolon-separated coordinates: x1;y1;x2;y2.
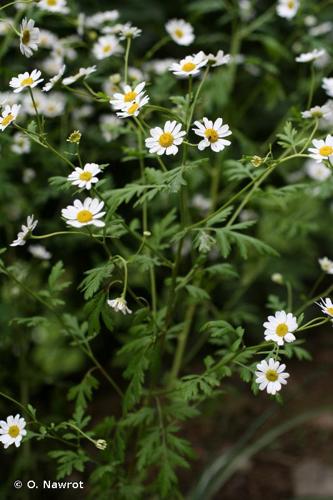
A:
143;35;169;61
124;36;132;85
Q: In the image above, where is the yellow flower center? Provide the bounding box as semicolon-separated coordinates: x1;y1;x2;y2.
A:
175;29;184;38
265;370;278;382
1;113;14;126
103;44;112;53
79;171;93;182
47;0;57;5
326;307;333;315
159;132;174;148
319;145;333;157
21;77;34;87
22;29;30;45
127;102;139;115
182;62;196;72
287;0;295;7
204;128;219;143
124;91;137;102
276;323;289;337
76;210;93;223
8;425;20;438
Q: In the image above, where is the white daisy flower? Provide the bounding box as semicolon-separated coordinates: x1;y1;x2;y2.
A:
322;78;333;98
110;81;146;110
263;310;298;345
9;70;43;93
276;0;299;19
38;0;69;14
92;35;122;60
308;135;333;164
116;93;149;118
113;23;142;39
309;21;333;37
0;414;27;449
145;120;186;156
127;67;144;82
295;49;326;63
255;359;290;395
38;29;59;49
10;215;38;247
301;103;333;120
67;163;101;190
144;58;177;75
11;132;31;154
170;52;208;78
0;104;21;131
319;257;333;274
204;50;231;67
305;159;331;181
28;244;52;260
301;104;332;120
42;92;66;117
85;10;119;28
192;117;232;152
62;66;96;86
165;18;194;46
22;89;46;116
107;297;132;315
317;297;333;317
61;198;105;228
42;64;66;92
19;18;40;58
0;18;13;36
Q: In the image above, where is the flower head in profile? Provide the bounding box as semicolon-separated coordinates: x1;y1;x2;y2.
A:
10;70;43;93
116;23;142;40
107;297;132;315
308;135;333;164
110;81;147;110
295;49;326;63
192;117;232;152
92;35;122;60
170;52;207;78
115;93;149;119
263;310;298;345
301;104;332;120
165;18;194;46
0;104;21;131
62;66;96;86
255;359;290;395
145;121;186;156
10;215;38;247
276;0;299;19
319;257;333;274
42;64;66;92
61;198;105;228
317;297;333;317
322;77;333;98
19;18;40;58
67;163;101;190
205;50;231;67
38;0;69;14
0;414;27;449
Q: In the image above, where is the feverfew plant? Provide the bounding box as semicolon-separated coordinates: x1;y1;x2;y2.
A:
0;0;333;498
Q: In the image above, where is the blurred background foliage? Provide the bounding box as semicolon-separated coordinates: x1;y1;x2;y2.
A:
0;0;333;498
